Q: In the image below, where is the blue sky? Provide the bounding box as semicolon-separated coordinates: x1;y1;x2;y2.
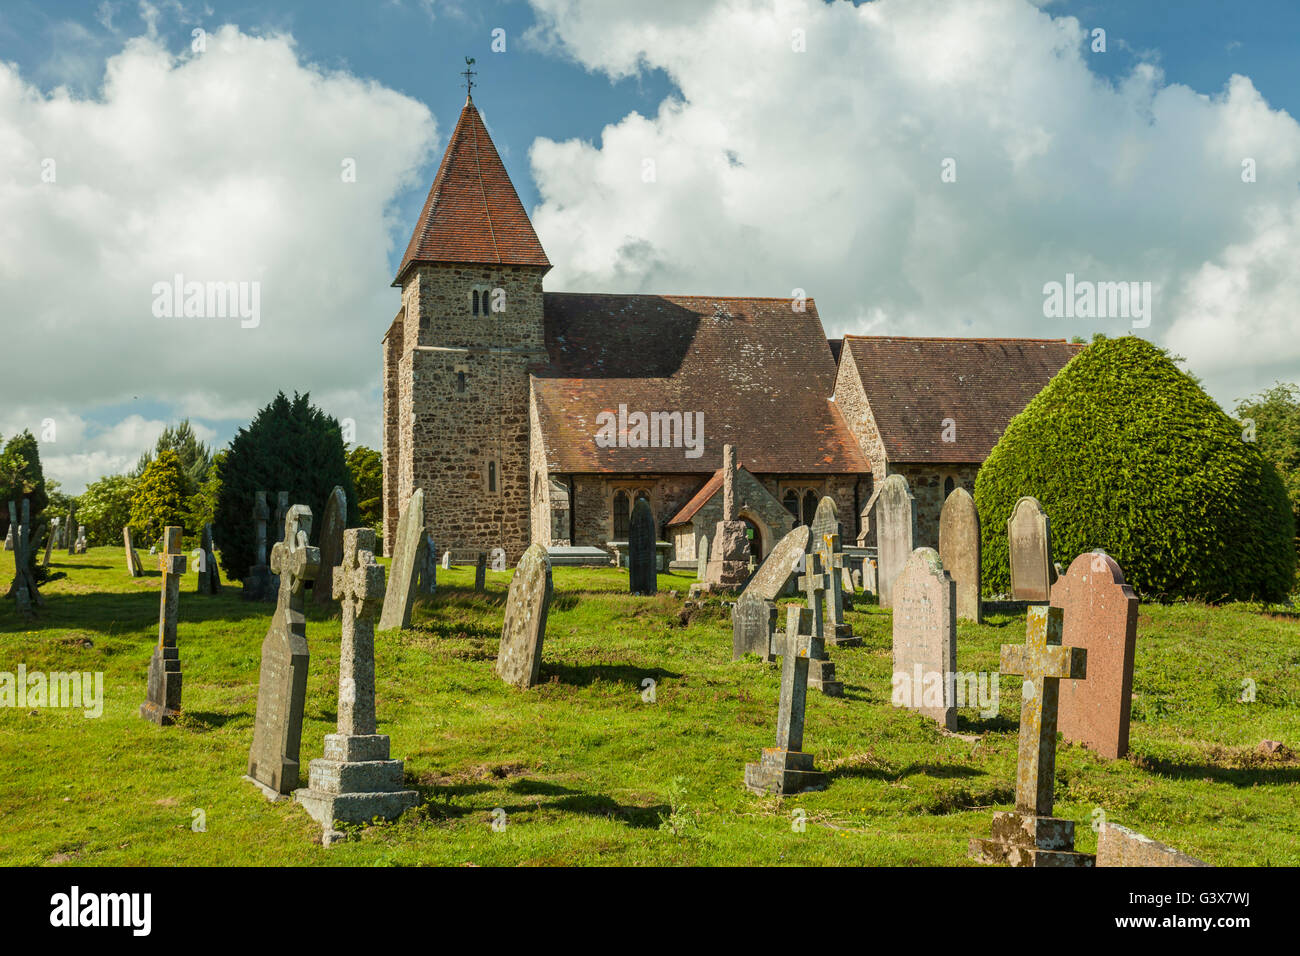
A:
3;0;1300;491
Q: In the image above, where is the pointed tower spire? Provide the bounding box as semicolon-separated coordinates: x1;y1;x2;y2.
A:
392;90;550;286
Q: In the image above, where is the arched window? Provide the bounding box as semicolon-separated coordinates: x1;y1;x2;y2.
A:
472;289;480;315
456;371;466;394
488;461;497;493
783;490;800;523
613;491;630;539
802;490;818;527
944;475;955;497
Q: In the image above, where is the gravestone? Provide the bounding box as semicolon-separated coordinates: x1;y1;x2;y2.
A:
415;533;436;595
197;523;221;594
891;548;957;730
1096;823;1209;867
696;534;709;581
628;497;657;595
123;526;144;577
841;564;855;595
809;517;857;647
311;486;347;607
1051;551;1139;760
744;606;827;795
43;516;58;567
969;606;1092;867
875;474;915;609
797;551;843;696
737;525;809;603
474;551;487;592
246;506;320;798
731;590;778;662
5;501;42;618
938;487;982;623
140;527;187;725
294;528;418;843
378;489;424;631
441;549;451;570
74;525;87;554
274;492;288;539
702;444;752;591
65;507;76;555
3;525;10;551
243;491;274;601
863;558;877;596
1008;496;1056;602
495;543;554;689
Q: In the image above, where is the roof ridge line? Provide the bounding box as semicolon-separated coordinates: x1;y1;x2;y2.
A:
469;109;502;264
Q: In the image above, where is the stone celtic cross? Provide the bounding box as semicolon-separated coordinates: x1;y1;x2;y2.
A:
271;506;321;605
1000;605;1087;817
797;551;832;637
775;606;817;753
157;526;187;647
333;528;385;737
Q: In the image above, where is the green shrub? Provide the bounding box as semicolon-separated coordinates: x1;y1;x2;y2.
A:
975;336;1295;602
213;392;357;582
129;450;190;542
346;445;383;537
77;474;137;546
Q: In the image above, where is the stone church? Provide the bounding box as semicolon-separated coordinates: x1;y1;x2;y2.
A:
382;95;1081;563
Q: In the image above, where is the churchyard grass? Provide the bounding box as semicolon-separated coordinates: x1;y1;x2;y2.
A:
2;546;1297;866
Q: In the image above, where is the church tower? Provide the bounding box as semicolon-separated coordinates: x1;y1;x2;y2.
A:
382;93;550;561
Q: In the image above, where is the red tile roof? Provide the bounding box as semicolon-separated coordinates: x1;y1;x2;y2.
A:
841;336;1083;463
393;98;550;285
532;294;870;475
665;467;725;526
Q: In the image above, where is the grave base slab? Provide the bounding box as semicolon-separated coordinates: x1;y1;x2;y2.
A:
744;748;826;796
969;810;1095;867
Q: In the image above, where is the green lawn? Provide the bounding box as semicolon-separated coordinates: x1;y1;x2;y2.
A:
1;546;1297;866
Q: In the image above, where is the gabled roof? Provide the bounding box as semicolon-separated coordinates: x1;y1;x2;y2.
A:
532;294;870;475
393;97;550;285
841;336;1083;463
666;467;726;527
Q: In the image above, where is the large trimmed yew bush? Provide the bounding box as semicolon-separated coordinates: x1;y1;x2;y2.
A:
975;336;1295;602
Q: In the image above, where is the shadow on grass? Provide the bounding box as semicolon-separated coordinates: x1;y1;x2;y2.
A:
955;713;1017;734
540;663;682;688
828;760;986;784
1133;754;1300;787
175;710;249;731
411;776;669;829
0;590;276;636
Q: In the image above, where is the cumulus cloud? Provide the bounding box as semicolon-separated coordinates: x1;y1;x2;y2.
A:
524;0;1300;410
1;23;436;490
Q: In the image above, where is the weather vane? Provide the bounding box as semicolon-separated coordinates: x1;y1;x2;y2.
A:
462;57;476;98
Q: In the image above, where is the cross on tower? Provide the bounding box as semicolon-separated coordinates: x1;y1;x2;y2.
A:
462;56;477;98
333;528;386;737
1000;605;1087;817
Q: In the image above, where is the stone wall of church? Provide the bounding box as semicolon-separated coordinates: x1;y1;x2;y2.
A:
386;263;548;564
832;353;888;481
890;463;979;550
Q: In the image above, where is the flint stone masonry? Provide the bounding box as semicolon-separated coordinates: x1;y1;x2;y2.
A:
1097;823;1209;867
891;548;957;730
938;487;981;623
246;506;320;798
495;543;554;689
1008;496;1056;602
1051;551;1139;760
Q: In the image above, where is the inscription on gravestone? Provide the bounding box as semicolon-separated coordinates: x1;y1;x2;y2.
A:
1008;496;1056;602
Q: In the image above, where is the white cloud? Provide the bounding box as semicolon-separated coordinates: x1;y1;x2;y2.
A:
524;0;1300;410
1;23;436;492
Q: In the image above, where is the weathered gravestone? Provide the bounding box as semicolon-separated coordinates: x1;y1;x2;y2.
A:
378;489;424;631
739;525;809;603
1051;551;1139;760
495;543;554;689
628;497;657;595
875;474;915;609
195;523;221;594
415;533;436;595
863;558;877;596
732;590;779;662
5;501;43;618
245;506;320;798
441;549;451;570
294;528;418;843
243;491;274;601
1008;496;1056;602
74;525;87;554
123;526;144;577
474;551;487;592
65;507;76;555
43;517;58;567
797;551;843;697
744;606;827;796
274;492;288;539
696;533;709;581
140;527;187;725
3;525;11;551
808;496;857;644
891;548;957;730
969;606;1092;867
938;487;982;623
702;444;752;591
311;486;347;607
1096;822;1209;867
841;564;855;595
